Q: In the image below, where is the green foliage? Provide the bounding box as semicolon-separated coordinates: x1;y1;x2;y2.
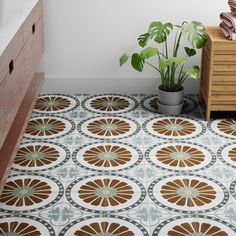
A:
182;21;207;48
119;20;207;91
159;57;186;68
120;53;129;66
140;47;158;59
186;65;200;79
131;53;144;72
138;33;150;48
149;22;173;43
184;47;196;57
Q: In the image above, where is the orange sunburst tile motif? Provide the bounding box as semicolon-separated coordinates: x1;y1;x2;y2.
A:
78;178;134;207
75;222;134;236
217;119;236;136
160;179;216;207
90;96;130;112
87;118;131;137
152;118;196;137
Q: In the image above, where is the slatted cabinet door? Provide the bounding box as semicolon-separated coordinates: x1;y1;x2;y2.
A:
200;27;236;120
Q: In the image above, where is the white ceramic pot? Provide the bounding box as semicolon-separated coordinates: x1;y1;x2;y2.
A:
158;86;184;115
157;100;183;115
158;87;184;106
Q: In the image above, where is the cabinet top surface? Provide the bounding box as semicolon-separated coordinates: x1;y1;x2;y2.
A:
205;26;236;43
0;0;39;56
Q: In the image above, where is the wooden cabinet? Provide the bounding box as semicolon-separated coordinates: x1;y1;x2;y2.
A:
0;0;44;193
200;27;236;120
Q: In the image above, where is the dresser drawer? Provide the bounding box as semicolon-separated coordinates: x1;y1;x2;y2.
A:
24;16;44;81
0;51;26;148
23;0;42;42
0;0;44;195
0;26;24;85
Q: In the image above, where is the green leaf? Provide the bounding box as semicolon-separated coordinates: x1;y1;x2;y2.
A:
140;47;158;59
184;47;196;57
131;53;144;72
186;65;200;79
196;36;207;49
119;53;129;66
138;33;150;48
159;56;186;68
148;21;173;43
175;57;186;65
182;21;207;48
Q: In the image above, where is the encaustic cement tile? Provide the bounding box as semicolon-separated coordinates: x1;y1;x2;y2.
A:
2;93;236;235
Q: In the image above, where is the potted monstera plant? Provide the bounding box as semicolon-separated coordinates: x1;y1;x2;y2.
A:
120;21;207;115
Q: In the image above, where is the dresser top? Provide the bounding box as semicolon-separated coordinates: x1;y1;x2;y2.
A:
205;26;236;43
0;0;39;56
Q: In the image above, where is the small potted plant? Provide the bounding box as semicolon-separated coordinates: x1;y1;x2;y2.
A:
120;21;207;115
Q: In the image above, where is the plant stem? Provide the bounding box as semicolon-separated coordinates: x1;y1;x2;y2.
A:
157;53;166;86
177;64;184;85
173;27;180;56
164;35;171;88
179;73;188;86
165;36;168;59
169;27;183;89
158;52;167;58
174;31;182;56
145;62;161;73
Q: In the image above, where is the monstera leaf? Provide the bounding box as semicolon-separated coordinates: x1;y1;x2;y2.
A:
131;53;144;72
186;65;200;79
159;56;186;68
140;47;158;59
120;53;129;66
138;33;150;48
184;47;196;57
182;21;207;49
148;22;173;43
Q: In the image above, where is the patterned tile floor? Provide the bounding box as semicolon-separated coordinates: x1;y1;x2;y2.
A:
0;94;236;235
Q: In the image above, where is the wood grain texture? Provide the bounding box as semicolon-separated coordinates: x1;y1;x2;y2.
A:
0;51;26;148
25;16;44;81
200;26;236;120
0;0;43;149
0;25;24;85
0;0;44;194
23;0;42;42
0;73;44;194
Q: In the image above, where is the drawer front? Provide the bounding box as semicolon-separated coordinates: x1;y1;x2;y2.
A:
0;26;24;85
24;16;44;81
23;0;42;42
0;51;27;148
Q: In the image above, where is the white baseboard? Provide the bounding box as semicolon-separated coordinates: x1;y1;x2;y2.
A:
41;77;200;94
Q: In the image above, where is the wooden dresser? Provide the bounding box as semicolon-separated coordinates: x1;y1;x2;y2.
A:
0;0;44;193
200;26;236;120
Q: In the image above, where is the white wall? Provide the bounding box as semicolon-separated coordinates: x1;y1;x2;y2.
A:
38;0;228;94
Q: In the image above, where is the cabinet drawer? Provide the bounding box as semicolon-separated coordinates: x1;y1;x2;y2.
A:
24;16;44;81
23;0;42;42
0;26;24;85
0;51;26;148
